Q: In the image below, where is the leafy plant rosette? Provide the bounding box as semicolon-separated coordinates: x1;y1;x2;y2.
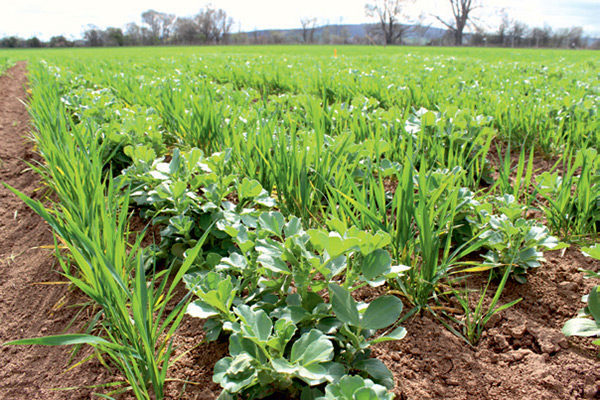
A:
122;146;276;265
183;211;407;399
477;195;559;283
211;284;405;400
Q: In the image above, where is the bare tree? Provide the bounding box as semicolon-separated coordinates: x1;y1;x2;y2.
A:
434;0;478;45
174;17;199;44
494;10;528;47
566;26;584;48
142;10;162;44
83;25;104;47
195;5;233;44
124;23;143;45
495;10;509;46
508;20;528;47
141;10;177;44
159;13;176;43
531;25;552;48
300;17;317;43
196;7;215;43
213;8;234;44
365;0;416;45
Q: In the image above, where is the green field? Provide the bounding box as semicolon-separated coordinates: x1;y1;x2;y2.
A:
2;45;600;399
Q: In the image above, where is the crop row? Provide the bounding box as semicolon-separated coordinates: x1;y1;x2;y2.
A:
0;57;13;75
48;52;600;154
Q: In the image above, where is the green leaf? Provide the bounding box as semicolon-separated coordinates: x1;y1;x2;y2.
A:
169;148;181;175
197;276;235;315
326;217;347;234
362;249;392;281
335;375;386;399
186;301;219;319
239;178;263;200
421;111;436;126
257;254;290;274
170;180;187;200
290;329;333;366
267;319;297;353
213;356;232;383
218;279;236;309
548;241;570;251
336;375;365;397
354;358;393;382
258;211;285;237
297;364;330;385
254;192;277;207
4;334;122;350
361;296;403;330
588;286;600;322
256;238;284;258
214;354;257;393
329;283;360;326
325;362;346;383
582;245;600;260
229;334;262;360
235;305;273;343
271;357;297;374
203;319;223;342
354;387;383;400
562;318;600;337
318;374;394;399
370;326;407;343
284;217;303;237
218;252;248;271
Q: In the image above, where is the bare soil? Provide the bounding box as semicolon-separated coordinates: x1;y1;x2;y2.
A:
0;63;599;400
0;63;110;398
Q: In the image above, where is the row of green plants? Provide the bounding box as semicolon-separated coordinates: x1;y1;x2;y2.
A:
44;56;600;243
48;53;600;155
3;52;599;399
50;55;600;245
0;57;12;75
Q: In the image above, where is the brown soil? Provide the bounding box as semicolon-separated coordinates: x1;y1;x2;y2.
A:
487;138;561;181
1;63;599;400
377;247;600;400
0;62;111;399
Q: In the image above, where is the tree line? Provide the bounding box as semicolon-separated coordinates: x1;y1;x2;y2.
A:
1;5;234;48
0;1;597;49
82;6;235;46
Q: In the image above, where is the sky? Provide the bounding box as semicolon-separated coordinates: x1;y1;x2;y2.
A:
1;0;599;41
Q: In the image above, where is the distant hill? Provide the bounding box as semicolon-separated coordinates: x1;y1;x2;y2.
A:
244;23;449;45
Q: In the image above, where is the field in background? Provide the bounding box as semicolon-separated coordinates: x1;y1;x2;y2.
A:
2;43;599;59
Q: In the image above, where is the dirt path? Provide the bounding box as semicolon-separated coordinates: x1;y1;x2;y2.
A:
0;62;108;399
